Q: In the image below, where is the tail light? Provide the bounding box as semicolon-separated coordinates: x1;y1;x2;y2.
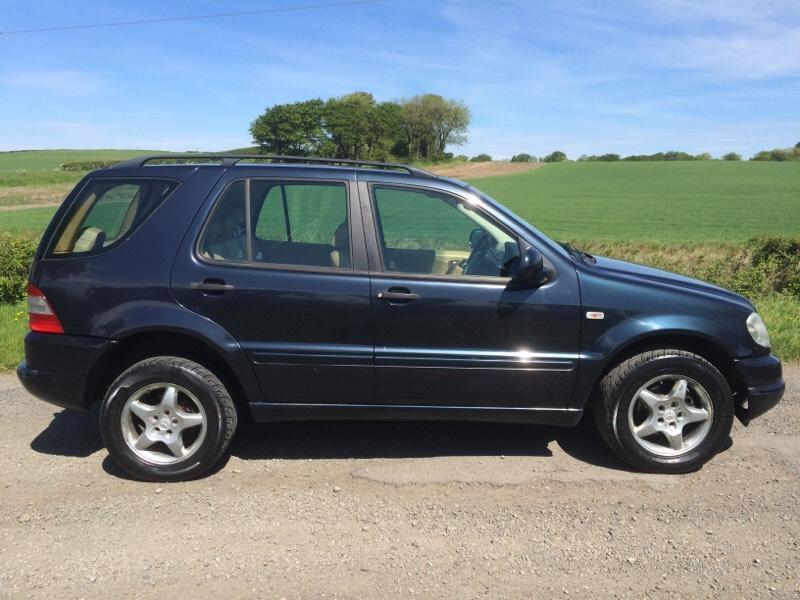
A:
27;283;64;334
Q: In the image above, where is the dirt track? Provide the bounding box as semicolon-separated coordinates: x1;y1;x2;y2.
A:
0;368;798;599
427;161;543;179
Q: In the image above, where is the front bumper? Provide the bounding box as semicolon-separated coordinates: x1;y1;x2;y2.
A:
733;353;785;423
17;332;114;411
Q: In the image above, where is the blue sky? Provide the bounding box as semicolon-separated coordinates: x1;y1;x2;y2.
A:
1;0;798;158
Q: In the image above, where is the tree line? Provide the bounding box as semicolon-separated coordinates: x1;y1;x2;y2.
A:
250;92;470;161
507;143;800;163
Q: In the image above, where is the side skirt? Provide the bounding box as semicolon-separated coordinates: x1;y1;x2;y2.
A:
249;402;583;427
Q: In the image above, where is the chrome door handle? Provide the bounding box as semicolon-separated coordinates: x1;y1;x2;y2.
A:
377;290;420;302
190;280;235;292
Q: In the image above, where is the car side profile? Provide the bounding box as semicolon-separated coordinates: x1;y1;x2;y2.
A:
18;154;785;481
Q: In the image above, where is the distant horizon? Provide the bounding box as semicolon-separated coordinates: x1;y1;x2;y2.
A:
3;146;797;162
1;1;798;158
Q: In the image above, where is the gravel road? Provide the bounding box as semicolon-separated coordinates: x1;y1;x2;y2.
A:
1;368;798;599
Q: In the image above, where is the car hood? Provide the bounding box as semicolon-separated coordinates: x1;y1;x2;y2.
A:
589;255;754;310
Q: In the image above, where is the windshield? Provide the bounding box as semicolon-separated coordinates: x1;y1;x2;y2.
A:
469;185;574;261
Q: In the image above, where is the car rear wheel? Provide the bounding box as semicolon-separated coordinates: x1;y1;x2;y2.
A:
594;349;733;473
100;356;237;481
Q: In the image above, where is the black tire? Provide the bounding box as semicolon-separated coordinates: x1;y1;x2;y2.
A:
100;356;237;482
594;349;733;474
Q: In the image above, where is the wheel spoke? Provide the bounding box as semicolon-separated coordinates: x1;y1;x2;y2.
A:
684;405;710;424
638;389;662;410
160;386;179;411
668;378;688;402
178;412;204;429
634;418;660;438
128;400;158;422
134;430;156;450
662;427;684;451
165;434;186;458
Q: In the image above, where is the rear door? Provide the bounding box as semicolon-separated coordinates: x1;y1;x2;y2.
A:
171;170;374;404
360;179;582;409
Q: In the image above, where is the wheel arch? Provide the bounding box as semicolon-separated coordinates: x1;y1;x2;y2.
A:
581;331;746;409
84;328;257;418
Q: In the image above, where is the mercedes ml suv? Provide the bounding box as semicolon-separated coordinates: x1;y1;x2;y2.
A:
18;155;785;481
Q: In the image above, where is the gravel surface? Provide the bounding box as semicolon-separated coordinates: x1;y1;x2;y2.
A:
1;368;798;599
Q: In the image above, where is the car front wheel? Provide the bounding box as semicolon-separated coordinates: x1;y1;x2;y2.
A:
595;349;734;473
100;356;237;481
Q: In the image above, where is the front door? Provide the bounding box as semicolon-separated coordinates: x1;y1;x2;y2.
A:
363;182;581;409
172;174;373;404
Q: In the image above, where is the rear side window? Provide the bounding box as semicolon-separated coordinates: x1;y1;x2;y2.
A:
199;179;350;270
49;178;178;256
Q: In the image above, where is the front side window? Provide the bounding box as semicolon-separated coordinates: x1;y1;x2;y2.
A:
200;180;350;269
372;185;519;278
49;178;178;256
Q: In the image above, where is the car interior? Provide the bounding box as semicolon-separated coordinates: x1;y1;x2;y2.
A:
199;180;520;277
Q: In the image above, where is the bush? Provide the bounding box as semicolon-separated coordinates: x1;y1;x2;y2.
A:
510;153;533;163
723;152;741;161
698;237;800;299
579;154;620;162
750;147;800;161
60;160;119;172
469;154;492;162
543;151;567;163
0;234;36;304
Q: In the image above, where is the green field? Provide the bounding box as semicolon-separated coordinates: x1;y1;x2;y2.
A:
0;149;158;187
2;155;798;241
471;161;800;242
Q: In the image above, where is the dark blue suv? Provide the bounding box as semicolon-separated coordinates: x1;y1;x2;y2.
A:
18;155;784;481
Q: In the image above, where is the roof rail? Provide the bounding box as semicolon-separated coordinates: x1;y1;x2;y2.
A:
111;153;435;177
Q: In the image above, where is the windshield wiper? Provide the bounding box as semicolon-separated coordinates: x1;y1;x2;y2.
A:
560;242;596;265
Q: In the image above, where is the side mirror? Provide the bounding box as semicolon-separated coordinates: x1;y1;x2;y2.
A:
512;246;549;286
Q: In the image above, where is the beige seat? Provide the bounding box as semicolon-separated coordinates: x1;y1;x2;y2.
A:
73;227;105;253
330;221;349;268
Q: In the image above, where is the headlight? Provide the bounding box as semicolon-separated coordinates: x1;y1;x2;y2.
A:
746;312;771;348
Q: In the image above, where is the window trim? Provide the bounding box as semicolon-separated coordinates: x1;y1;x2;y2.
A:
45;176;181;260
195;176;359;275
367;182;522;284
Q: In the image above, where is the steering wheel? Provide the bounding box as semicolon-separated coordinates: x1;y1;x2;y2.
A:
463;230;494;276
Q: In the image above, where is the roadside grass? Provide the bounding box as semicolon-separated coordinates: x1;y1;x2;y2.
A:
755;294;800;364
0;302;26;370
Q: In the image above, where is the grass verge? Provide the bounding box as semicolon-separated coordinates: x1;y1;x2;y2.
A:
0;302;26;370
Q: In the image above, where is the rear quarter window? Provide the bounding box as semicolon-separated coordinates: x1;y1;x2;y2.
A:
48;178;179;257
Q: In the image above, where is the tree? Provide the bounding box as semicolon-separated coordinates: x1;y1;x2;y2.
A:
511;153;533;163
401;94;470;160
323;92;375;159
723;152;741;161
543;151;567;163
470;154;492;162
250;91;471;161
250;99;325;155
